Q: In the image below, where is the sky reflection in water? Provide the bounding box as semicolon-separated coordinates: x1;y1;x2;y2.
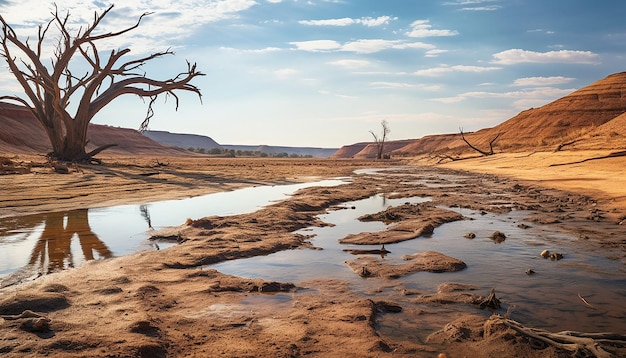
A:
0;178;347;282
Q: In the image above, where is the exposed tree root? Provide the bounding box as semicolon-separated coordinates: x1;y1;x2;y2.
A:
478;288;501;309
489;315;626;358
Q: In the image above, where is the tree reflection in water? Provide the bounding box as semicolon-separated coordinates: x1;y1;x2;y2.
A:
27;209;112;274
1;209;113;288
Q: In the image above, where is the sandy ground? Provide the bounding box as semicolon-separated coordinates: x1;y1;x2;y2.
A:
1;153;625;357
436;150;626;219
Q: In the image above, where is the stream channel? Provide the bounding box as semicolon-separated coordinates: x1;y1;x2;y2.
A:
1;168;624;339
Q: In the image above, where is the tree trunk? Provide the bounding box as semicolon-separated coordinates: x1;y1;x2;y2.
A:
43;116;90;161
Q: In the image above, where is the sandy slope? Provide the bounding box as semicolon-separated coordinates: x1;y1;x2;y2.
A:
435;150;626;220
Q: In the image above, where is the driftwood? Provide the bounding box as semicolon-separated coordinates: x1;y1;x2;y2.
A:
459;128;501;156
578;293;597;309
554;139;579;152
490;315;626;358
478;288;501;309
549;150;626;167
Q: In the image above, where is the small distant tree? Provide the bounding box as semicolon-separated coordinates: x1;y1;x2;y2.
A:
370;120;390;159
0;5;203;162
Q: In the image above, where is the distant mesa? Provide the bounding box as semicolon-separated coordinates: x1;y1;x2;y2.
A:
333;71;626;158
143;130;339;158
2;72;626;158
0;105;337;158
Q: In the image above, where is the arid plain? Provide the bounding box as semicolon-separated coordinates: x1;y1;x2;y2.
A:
0;152;625;357
1;72;626;357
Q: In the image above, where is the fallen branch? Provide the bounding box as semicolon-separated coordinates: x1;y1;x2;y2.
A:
459;128;501;156
554;139;579;152
549;150;626;167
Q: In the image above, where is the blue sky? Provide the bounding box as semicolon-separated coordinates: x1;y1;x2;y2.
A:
1;0;625;147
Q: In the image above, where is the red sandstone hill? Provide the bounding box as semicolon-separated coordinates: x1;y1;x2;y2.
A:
0;103;186;157
333;72;626;158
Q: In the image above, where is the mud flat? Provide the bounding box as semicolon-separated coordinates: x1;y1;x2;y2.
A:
1;155;625;357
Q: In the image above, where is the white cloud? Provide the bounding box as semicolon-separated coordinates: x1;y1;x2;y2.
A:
327;59;372;68
406;20;458;38
317;90;357;99
414;65;501;76
527;29;555;35
341;39;401;54
394;42;437;50
289;40;342;52
219;46;283;54
459;6;501;11
299;18;354;26
512;76;575;87
369;82;415;89
425;49;448;57
433;87;575;109
299;16;394;27
274;68;298;78
0;0;258;55
290;39;434;54
359;16;395;27
443;0;502;11
492;49;600;64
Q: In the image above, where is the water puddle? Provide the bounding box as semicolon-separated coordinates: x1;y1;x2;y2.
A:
2;166;625;340
0;178;347;283
212;194;431;283
211;193;626;334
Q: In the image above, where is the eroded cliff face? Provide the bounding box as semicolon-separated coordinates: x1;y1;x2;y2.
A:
332;72;626;158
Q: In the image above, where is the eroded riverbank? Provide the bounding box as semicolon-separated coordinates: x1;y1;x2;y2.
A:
1;159;625;357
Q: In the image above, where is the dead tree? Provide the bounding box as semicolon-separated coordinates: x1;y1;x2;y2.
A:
459;127;501;156
0;5;204;162
370;120;390;159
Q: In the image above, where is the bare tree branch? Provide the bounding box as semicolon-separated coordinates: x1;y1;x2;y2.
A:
459;128;500;156
0;5;204;162
370;120;390;159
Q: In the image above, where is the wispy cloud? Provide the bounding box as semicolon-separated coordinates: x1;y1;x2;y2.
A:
0;0;258;54
274;68;298;78
289;40;342;52
290;39;435;54
432;87;575;109
406;20;458;38
299;16;395;27
443;0;502;11
528;29;555;35
318;90;357;99
327;59;372;68
414;65;501;76
492;49;600;64
342;39;432;54
369;82;415;89
512;76;575;87
425;49;448;58
219;46;283;54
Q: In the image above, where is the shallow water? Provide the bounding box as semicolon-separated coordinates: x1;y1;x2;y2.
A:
211;193;626;334
0;178;347;282
1;168;624;338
